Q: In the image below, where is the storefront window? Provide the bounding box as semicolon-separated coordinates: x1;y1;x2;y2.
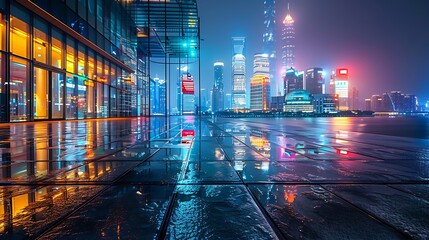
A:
96;56;103;79
88;50;95;80
104;85;109;118
10;57;29;122
96;82;103;118
51;28;63;69
77;77;86;119
66;74;77;119
52;72;64;119
77;44;85;76
0;54;5;122
110;64;116;87
110;87;116;117
66;38;75;73
33;18;48;64
34;67;48;120
10;14;30;58
86;80;94;118
0;13;5;51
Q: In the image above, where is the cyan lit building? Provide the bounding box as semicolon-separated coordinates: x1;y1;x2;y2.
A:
232;37;246;110
313;94;338;114
0;0;199;122
284;67;303;95
212;62;224;112
284;90;314;113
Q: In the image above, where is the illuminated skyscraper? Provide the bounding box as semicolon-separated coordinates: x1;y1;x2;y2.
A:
282;3;295;72
284;67;303;95
263;0;277;94
232;37;246;109
333;68;350;110
305;68;324;94
251;54;271;111
212;62;225;112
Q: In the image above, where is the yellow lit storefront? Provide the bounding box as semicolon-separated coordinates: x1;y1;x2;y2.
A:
0;1;141;122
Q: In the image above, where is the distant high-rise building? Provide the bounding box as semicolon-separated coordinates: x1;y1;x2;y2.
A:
370;95;383;111
232;37;247;110
282;3;295;73
403;94;418;112
251;54;271;111
305;68;324;94
152;77;166;114
382;92;394;111
284;67;303;95
332;68;350;110
182;73;195;114
364;99;371;111
349;87;360;110
263;0;277;94
212;62;225;112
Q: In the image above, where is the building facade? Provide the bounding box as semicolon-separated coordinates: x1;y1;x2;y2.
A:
284;90;314;113
284;67;303;95
332;68;350;110
0;0;148;122
232;37;246;110
305;68;324;94
313;94;338;114
212;62;224;112
250;75;270;111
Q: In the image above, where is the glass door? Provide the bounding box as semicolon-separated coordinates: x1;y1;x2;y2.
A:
34;67;49;120
51;72;64;119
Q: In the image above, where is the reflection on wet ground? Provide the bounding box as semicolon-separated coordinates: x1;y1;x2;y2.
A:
0;116;428;239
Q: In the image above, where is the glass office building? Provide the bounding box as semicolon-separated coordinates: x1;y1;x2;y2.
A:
0;0;199;122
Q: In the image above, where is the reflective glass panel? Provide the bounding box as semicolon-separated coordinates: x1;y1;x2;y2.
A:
52;72;64;119
34;67;48;120
10;57;29;122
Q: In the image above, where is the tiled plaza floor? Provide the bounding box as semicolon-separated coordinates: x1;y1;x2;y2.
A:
0;116;428;239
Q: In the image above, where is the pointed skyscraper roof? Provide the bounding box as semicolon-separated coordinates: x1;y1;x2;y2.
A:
283;2;294;25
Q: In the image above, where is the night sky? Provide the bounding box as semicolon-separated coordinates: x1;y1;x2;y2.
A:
197;0;429;105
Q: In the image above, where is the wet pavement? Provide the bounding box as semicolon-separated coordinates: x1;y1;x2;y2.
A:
0;116;428;239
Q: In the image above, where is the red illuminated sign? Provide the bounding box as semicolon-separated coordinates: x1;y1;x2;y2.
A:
182;80;194;94
336;68;349;79
182;130;195;137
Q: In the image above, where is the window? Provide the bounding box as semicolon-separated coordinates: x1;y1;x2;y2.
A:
66;38;75;73
33;18;48;64
10;57;29;122
51;28;63;69
0;13;5;51
0;53;5;122
34;68;48;119
10;12;30;58
77;44;85;76
88;50;95;80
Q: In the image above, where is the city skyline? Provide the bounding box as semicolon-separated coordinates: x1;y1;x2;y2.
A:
198;0;429;105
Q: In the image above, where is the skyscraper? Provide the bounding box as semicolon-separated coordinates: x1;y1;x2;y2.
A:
212;62;225;112
232;37;246;110
263;0;277;94
282;3;295;73
251;54;271;110
305;68;324;94
284;67;303;95
333;68;350;110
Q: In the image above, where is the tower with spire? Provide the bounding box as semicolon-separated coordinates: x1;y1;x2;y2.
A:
263;0;277;95
282;3;295;72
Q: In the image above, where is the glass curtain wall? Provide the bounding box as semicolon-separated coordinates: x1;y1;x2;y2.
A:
1;1;140;122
